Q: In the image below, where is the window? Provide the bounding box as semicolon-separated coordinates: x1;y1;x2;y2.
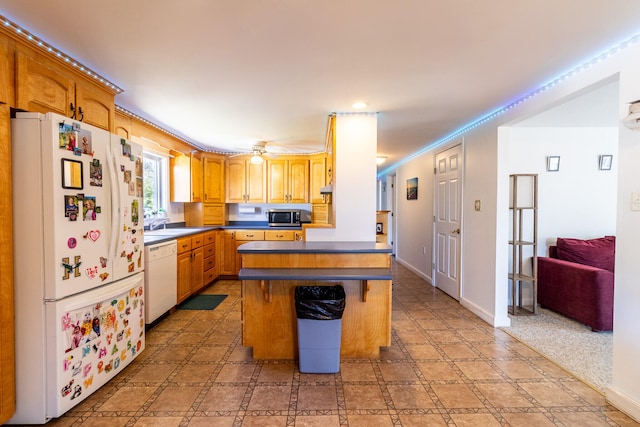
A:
143;151;168;218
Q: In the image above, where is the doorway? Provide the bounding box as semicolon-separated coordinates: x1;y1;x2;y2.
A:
433;144;463;300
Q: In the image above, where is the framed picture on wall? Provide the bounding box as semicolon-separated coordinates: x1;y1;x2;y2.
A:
546;156;560;172
406;177;418;200
599;154;613;170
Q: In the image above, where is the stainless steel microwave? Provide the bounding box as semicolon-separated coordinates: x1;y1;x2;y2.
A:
267;209;301;227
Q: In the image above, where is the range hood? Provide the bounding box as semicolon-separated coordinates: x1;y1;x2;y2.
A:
320;184;333;194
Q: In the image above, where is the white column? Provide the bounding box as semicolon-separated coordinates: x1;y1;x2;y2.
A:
306;113;377;242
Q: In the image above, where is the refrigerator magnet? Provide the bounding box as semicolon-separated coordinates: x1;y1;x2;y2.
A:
90;159;102;187
67;237;77;249
79;129;92;156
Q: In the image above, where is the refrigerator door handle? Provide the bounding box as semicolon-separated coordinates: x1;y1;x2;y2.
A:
106;145;120;262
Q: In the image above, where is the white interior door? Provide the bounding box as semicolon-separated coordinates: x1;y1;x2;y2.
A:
434;144;462;300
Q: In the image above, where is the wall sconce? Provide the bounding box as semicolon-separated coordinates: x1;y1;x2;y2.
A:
623;100;640;130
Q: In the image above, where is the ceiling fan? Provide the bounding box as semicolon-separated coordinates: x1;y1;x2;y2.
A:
230;141;282;164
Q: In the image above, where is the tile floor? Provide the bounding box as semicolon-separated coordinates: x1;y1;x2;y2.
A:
42;261;639;427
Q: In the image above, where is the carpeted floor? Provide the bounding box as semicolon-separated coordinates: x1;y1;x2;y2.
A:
501;307;612;392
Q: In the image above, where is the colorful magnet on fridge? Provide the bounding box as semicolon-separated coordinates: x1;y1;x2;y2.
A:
83;375;93;389
61;381;74;397
67;237;77;249
99;272;109;281
100;257;107;268
83;230;101;242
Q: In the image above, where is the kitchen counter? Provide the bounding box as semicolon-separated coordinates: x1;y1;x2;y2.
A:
143;225;305;245
237;241;391;254
238;241;393;360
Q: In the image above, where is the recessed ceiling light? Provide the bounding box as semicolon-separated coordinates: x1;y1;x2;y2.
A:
352;102;367;109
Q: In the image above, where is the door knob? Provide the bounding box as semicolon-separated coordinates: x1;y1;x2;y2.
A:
452;228;460;235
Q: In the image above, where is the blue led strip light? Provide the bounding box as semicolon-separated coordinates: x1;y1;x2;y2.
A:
2;15;124;94
378;32;640;177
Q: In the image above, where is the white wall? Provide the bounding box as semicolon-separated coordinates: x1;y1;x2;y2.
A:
306;113;378;242
607;54;640;421
507;126;618;252
393;150;434;281
380;35;640;420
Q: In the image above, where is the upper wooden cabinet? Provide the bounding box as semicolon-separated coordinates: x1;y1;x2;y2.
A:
267;159;309;204
170;152;203;203
15;46;115;131
203;155;225;203
225;158;266;203
309;154;328;204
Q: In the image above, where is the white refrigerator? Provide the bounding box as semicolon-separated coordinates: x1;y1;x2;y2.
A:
9;112;146;424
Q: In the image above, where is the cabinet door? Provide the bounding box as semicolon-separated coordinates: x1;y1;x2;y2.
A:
225;159;247;203
203;156;225;203
246;161;266;203
176;251;192;303
170;153;191;202
191;154;203;202
74;79;115;131
219;231;236;275
15;49;74;117
288;159;309;203
266;159;287;203
191;247;204;293
0;105;14;424
309;155;327;204
203;203;224;225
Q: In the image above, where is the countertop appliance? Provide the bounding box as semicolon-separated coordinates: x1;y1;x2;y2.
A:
144;240;177;324
267;209;301;226
9;112;146;424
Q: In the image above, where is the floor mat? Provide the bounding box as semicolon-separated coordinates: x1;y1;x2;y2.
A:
178;294;227;310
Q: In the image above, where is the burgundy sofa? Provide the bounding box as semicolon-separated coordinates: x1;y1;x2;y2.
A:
537;236;615;332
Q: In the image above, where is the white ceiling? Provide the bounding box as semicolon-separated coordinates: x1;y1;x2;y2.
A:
1;1;640;171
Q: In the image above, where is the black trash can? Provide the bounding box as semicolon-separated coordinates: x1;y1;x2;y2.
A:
295;284;346;373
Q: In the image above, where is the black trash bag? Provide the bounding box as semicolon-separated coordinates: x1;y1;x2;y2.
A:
295;285;346;320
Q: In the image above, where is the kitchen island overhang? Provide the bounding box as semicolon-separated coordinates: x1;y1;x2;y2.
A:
238;241;393;360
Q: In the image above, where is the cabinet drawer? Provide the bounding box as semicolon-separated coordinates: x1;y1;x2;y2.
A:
264;230;295;241
236;230;265;241
204;269;216;284
204;243;215;258
177;237;192;254
191;233;204;248
204;256;216;271
204;231;216;245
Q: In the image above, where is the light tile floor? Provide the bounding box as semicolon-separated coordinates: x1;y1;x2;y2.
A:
42;261;639;426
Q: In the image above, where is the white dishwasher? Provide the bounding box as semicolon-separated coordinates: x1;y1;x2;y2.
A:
144;240;178;324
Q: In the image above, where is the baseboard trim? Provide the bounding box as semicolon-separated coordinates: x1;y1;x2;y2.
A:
460;297;511;327
605;386;640;422
394;257;432;284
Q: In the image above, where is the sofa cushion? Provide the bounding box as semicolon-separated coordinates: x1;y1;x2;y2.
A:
556;236;615;273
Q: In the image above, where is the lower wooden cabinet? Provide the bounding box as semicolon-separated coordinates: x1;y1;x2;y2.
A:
176;233;207;304
203;231;218;284
219;230;237;276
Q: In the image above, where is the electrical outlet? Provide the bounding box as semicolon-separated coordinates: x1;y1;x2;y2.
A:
474;200;481;212
632;192;640;211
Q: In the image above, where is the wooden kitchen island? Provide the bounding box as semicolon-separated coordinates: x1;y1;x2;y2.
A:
238;241;393;360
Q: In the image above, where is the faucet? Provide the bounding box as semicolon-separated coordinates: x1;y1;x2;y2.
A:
148;217;170;230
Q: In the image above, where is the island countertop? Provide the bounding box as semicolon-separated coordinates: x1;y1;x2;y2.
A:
237;241;392;254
